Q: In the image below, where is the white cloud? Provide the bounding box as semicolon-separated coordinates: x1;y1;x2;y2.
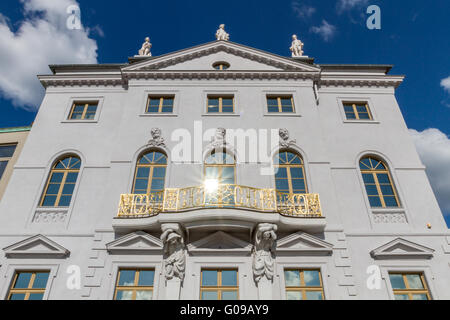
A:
292;1;316;19
441;76;450;93
410;128;450;216
310;20;336;42
0;0;98;111
337;0;369;12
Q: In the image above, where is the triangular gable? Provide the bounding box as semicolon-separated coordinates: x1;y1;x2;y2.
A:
277;232;333;256
370;238;434;260
187;231;252;255
123;41;320;73
3;235;70;258
106;231;163;254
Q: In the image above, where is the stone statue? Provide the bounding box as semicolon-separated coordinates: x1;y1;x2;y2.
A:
138;37;152;56
161;225;186;281
215;24;230;41
148;128;165;147
290;34;304;57
279;128;296;148
211;127;226;148
253;223;278;283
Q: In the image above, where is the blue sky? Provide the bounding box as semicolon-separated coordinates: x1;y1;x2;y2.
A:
0;0;449;226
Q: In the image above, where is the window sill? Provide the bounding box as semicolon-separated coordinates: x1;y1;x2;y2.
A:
343;120;380;124
61;120;99;123
371;208;405;214
263;113;302;117
139;114;178;117
202;113;240;117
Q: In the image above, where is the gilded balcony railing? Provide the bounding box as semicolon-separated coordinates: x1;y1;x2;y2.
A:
117;184;323;218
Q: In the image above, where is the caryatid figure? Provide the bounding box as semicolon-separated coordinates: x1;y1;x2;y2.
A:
138;37;152;56
290;34;304;57
215;24;230;41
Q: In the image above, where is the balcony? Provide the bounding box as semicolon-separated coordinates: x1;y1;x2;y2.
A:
117;184;322;216
113;184;325;233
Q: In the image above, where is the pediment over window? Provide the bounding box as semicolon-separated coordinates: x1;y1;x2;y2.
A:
3;235;70;258
277;232;333;256
123;41;320;73
106;231;163;254
370;238;434;260
187;231;252;255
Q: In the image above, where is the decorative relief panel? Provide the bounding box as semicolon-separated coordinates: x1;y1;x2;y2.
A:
33;209;68;224
372;212;407;224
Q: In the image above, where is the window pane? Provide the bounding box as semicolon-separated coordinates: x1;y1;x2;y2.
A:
394;294;409;300
136;290;153;300
32;273;49;289
0;161;7;180
406;275;424;289
62;183;75;195
346;112;357;120
412;294;428;300
147;106;159;113
42;196;57;207
290;167;304;179
46;184;60;195
268;106;279;113
152;167;166;178
282;105;294;113
222;98;233;106
136;167;150;178
389;274;406;289
360;158;372;169
138;271;154;286
284;270;301;287
369;197;383;208
362;174;375;184
286;291;302;300
0;145;16;157
377;174;391;184
384;196;399;207
118;270;136;286
116;290;133;300
134;179;149;191
9;293;26;300
202;271;218;286
222;270;237;286
28;293;44;300
222;106;234;113
150;179;164;191
365;185;379;196
275;167;287;178
267;98;278;106
50;172;64;183
305;291;323;300
358;112;371;120
65;172;79;183
304;271;321;287
201;291;218;300
14;273;32;289
291;179;306;192
222;291;238;300
380;185;394;196
162;98;174;106
58;195;72;207
276;179;289;191
161;106;173;113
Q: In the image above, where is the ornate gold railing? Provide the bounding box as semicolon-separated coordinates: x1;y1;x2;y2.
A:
117;184;323;218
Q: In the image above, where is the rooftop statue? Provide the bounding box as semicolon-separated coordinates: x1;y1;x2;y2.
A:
290;34;304;57
138;37;152;56
215;24;230;41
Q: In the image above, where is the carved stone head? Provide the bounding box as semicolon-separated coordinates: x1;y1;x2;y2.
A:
151;128;162;139
279;128;290;141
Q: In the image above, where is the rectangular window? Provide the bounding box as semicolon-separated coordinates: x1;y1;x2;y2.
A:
114;269;155;300
284;269;324;300
343;102;372;120
207;96;234;113
146;96;175;113
0;144;17;181
267;96;295;113
200;269;239;300
389;273;431;300
8;271;50;300
68;101;98;120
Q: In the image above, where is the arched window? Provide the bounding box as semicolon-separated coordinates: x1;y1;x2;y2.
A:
132;151;167;194
274;151;307;194
204;149;235;185
360;156;400;208
40;155;81;207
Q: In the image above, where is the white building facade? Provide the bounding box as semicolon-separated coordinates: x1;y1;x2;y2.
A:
0;36;448;300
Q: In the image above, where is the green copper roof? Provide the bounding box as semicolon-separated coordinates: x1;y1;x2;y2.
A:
0;126;32;133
